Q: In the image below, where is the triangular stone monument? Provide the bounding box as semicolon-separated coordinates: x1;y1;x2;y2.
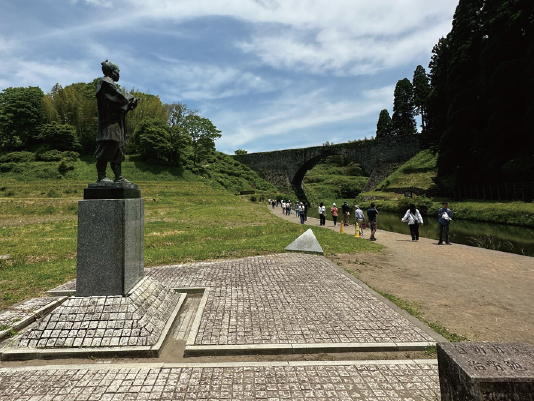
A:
285;229;324;254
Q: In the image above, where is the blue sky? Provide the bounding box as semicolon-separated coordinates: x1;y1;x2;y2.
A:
0;0;458;154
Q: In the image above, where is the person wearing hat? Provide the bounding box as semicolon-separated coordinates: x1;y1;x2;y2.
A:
342;201;350;226
438;202;453;245
330;203;339;227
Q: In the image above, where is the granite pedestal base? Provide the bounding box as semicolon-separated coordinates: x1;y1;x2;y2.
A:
437;342;534;401
76;196;144;297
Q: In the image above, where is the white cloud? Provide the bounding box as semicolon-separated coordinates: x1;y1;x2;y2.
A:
59;1;458;77
216;84;394;152
237;18;454;76
141;58;290;101
0;58;94;91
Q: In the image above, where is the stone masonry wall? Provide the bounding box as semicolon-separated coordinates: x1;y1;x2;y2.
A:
233;135;422;191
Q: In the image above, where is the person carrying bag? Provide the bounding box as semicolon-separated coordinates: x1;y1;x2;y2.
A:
401;203;424;242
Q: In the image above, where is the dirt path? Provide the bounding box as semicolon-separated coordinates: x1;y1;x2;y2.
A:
270;204;534;345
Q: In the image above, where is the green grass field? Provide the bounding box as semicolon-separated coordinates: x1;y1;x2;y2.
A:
0;180;383;311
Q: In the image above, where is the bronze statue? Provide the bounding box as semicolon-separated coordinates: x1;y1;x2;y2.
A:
95;60;140;183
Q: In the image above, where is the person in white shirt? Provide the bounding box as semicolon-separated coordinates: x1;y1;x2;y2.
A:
299;203;306;224
401;203;424;242
354;205;365;235
318;202;326;225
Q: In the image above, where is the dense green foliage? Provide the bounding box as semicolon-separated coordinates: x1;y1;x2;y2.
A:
38;122;81;152
373;1;534;186
0;79;226;182
0;87;47;150
426;0;534;185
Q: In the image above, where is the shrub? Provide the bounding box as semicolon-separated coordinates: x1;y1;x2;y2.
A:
58;160;74;174
0;151;34;163
0;163;15;172
250;195;257;202
37;150;79;162
397;195;433;214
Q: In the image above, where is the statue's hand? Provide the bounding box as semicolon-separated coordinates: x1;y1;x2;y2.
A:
128;97;140;110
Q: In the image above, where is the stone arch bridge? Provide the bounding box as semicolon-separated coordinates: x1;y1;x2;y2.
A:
233;135;422;192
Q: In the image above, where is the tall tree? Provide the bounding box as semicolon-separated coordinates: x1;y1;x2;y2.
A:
375;109;393;138
38;122;81;152
184;115;222;170
0;86;46;150
165;102;197;128
425;37;450;149
412;65;430;132
391;78;417;136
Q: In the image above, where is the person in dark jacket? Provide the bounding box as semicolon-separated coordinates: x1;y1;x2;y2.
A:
367;203;378;241
94;60;139;183
437;202;453;245
342;201;350;226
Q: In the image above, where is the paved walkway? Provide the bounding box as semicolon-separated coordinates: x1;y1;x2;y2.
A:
0;360;440;400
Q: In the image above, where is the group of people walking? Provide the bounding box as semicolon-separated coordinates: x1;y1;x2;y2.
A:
268;198;453;245
269;199;309;224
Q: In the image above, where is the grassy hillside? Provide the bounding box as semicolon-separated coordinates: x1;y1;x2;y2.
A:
0;151;278;196
373;149;438;194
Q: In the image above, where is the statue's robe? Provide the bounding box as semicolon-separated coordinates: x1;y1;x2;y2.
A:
96;76;131;147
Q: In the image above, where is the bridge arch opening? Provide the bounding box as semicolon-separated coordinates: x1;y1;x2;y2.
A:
291;152;365;193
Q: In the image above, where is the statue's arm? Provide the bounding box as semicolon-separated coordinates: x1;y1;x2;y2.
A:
100;79;130;110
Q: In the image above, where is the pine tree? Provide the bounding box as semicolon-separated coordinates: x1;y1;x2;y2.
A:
376;109;393;138
391;78;416;136
412;65;430;132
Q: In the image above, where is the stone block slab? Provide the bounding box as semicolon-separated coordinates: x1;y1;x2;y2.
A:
76;198;144;296
438;341;534;401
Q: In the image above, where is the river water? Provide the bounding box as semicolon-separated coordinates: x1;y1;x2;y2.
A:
305;207;534;257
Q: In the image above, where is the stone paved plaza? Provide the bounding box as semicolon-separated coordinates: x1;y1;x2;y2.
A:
0;254;443;399
0;360;440;400
148;254;435;347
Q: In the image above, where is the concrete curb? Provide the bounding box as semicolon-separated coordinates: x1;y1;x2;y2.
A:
185;288;210;347
184;341;435;357
0;358;439;372
0;296;68;343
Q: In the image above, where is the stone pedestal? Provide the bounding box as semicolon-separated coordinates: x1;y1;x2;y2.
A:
437;342;534;401
76;185;144;297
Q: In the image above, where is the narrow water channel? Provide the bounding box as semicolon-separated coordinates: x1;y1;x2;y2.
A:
305;207;534;257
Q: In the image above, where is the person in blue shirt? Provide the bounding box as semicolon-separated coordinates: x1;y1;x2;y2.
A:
438;202;453;245
367;203;378;241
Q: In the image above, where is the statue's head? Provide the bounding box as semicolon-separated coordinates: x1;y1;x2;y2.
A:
101;60;120;82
